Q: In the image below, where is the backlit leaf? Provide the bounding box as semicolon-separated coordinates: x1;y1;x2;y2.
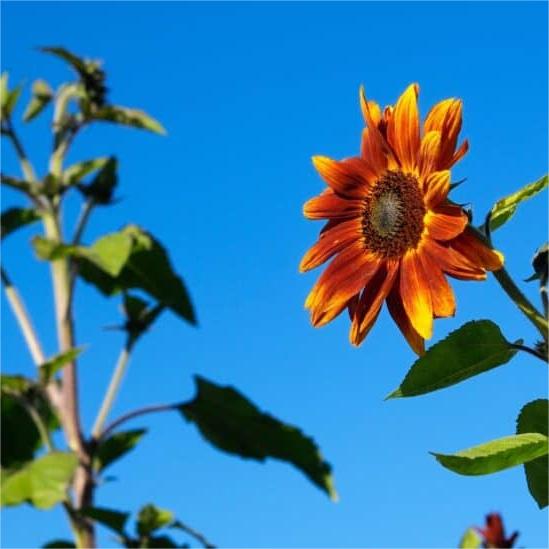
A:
39;347;83;383
459;528;481;549
137;504;173;537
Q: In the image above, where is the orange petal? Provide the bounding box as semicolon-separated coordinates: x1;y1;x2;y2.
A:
312;156;374;199
426;203;468;241
303;190;363;220
360;127;387;177
450;227;504;271
300;218;362;272
400;249;433;339
418;248;456;318
423;238;486;281
386;276;425;355
423;170;450;208
350;259;398;346
387;83;420;171
359;86;382;129
424;98;463;170
451;139;469;167
418;131;441;180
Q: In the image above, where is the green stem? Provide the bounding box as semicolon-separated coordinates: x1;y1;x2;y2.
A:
92;337;135;439
3;116;37;182
509;342;547;362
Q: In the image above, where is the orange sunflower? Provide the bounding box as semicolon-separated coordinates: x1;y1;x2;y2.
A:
300;83;503;354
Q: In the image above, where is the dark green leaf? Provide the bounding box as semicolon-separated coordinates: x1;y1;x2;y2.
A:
94;105;166;135
42;540;76;548
1;208;40;240
81;506;129;535
459;528;481;549
40;347;83;383
143;536;178;548
137;504;174;537
1;174;37;196
387;320;518;398
63;157;109;186
41;46;88;73
517;399;548;508
488;175;548;232
180;376;337;500
122;294;164;339
432;433;548;476
79;157;117;204
79;225;195;324
23;80;53;122
1;452;78;509
94;429;147;472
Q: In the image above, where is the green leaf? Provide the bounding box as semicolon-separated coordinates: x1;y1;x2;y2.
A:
63;157;109;186
1;174;37;196
180;376;337;500
387;321;518;399
32;236;80;261
79;225;195;324
41;46;88;74
94;105;166;135
1;73;22;119
121;294;164;339
137;504;174;537
86;232;133;276
42;540;76;548
517;399;548;508
39;347;83;383
23;79;53;122
94;429;147;472
0;73;8;110
1;452;78;509
432;433;548;476
1;208;40;240
459;528;482;549
79;157;118;204
81;506;129;535
489;175;548;232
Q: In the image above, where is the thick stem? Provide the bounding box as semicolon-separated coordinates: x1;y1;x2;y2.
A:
92;339;135;439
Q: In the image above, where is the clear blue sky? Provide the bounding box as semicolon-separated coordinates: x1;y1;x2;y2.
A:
2;2;548;547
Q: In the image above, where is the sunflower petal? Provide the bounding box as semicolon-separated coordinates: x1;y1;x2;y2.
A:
300;218;362;272
359;86;382;129
386;278;425;355
388;83;420;171
423;238;486;281
423;170;451;208
303;190;363;220
450;227;504;271
424;98;463;169
426;203;468;240
400;249;433;339
360;127;387;177
418;248;456;318
451;139;469;166
418;131;442;180
312;156;374;198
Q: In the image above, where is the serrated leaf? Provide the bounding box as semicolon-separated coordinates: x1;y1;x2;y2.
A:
81;506;129;535
23;79;53;122
489;175;548;232
1;208;40;240
94;105;166;135
137;504;174;537
94;429;147;472
459;528;481;549
180;376;337;500
1;452;78;509
63;157;109;186
432;433;548;476
387;321;518;399
517;399;548;508
40;347;83;383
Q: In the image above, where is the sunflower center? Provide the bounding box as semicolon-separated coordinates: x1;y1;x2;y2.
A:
362;170;426;258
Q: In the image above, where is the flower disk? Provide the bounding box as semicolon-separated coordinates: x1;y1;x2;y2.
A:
300;83;504;354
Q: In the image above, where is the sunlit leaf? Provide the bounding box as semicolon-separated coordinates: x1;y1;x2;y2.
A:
1;73;22;119
1;208;40;240
432;433;548;476
137;504;174;537
63;157;109;186
94;429;147;472
517;399;548;508
180;376;337;500
39;347;83;383
387;321;518;399
94;105;166;135
1;452;78;509
459;528;481;549
23;79;53;122
488;175;548;232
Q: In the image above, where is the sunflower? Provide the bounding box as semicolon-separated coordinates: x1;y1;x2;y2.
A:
300;83;503;354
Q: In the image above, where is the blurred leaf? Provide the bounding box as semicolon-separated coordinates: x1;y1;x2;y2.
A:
1;73;22;119
81;506;129;535
180;376;337;500
79;225;195;324
1;208;40;240
79;156;117;204
142;536;179;548
86;232;133;276
42;540;76;548
94;105;166;135
517;399;548;508
432;433;548;476
94;429;147;472
387;321;518;399
63;157;109;186
488;175;548;232
23;79;53;122
32;236;80;261
137;504;174;537
0;73;7;109
41;46;88;73
39;347;83;383
1;174;37;196
459;528;482;549
1;451;78;509
122;294;164;339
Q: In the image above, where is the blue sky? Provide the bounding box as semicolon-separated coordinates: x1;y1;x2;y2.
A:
1;1;548;547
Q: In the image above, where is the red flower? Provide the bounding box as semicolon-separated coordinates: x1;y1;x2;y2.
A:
477;513;519;548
